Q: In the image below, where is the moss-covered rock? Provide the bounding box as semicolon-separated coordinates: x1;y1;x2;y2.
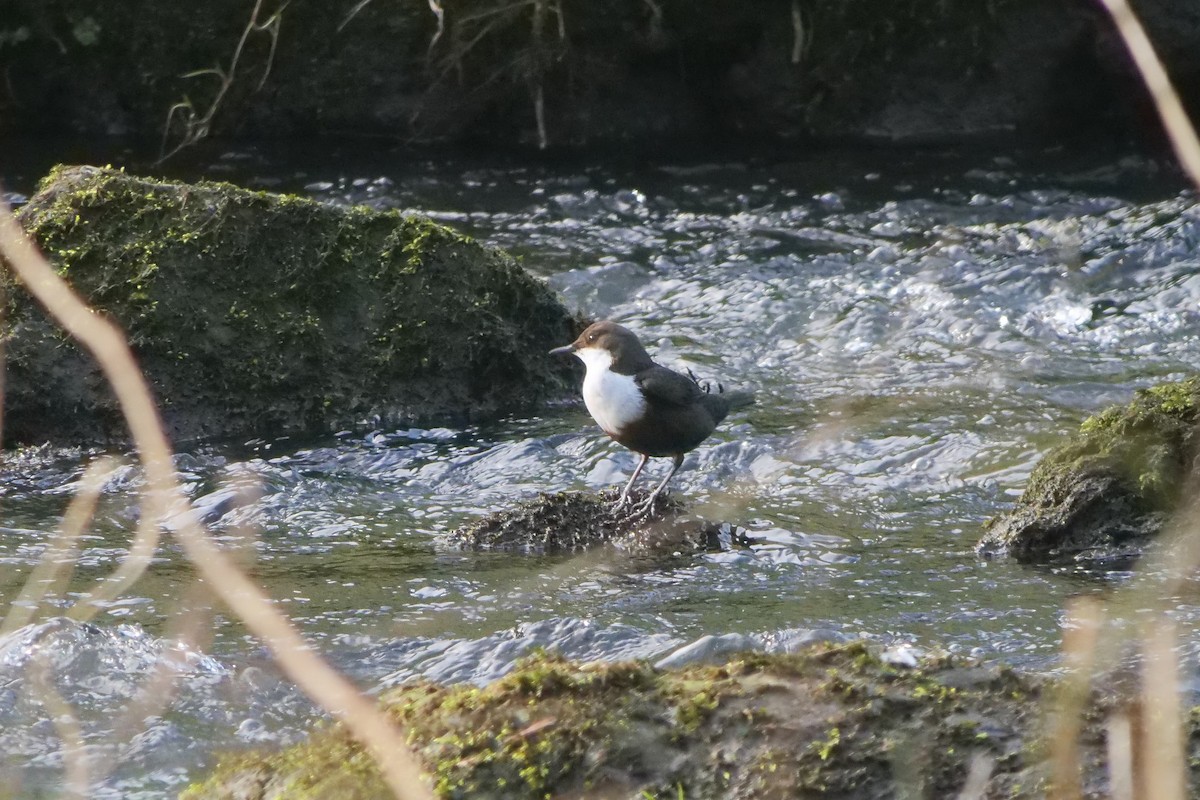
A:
4;165;578;445
182;643;1056;800
443;489;731;555
978;378;1200;564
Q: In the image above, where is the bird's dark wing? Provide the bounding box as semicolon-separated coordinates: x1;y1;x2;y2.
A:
635;365;703;407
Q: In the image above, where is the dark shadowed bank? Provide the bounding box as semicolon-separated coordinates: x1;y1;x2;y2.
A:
3;165;580;446
2;0;1193;149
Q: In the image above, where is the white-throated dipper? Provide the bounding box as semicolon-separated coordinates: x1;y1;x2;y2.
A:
550;320;754;510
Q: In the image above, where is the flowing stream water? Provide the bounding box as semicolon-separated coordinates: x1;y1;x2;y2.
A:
1;144;1199;797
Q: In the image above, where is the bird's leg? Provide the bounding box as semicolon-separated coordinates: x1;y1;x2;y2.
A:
615;453;650;509
637;453;684;514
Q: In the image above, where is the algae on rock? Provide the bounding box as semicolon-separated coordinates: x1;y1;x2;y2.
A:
4;165;578;445
443;489;729;555
978;377;1200;564
182;643;1054;800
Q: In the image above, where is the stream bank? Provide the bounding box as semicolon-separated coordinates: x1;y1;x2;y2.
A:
2;0;1187;150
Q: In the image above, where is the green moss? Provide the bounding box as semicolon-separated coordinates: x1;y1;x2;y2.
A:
5;165;579;445
980;377;1200;561
812;726;841;760
183;642;1061;800
1070;377;1200;504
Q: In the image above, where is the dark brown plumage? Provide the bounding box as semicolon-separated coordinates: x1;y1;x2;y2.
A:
550;320;753;509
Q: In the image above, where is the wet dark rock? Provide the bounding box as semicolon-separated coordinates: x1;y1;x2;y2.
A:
443;490;729;556
4;165;578;446
181;642;1179;800
978;377;1200;564
1;0;1186;148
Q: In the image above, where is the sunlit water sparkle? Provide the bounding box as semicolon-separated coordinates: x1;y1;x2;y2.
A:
1;148;1198;796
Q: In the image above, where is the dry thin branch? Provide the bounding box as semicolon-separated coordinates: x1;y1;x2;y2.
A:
65;457;168;623
339;0;375;32
1050;597;1102;800
457;0;536;27
428;0;446;52
954;753;994;800
533;79;547;150
109;478;258;752
1106;712;1135;800
0;457;117;636
642;0;663;39
1139;618;1186;800
0;277;6;447
0;202;432;799
110;579;215;751
27;653;89;800
791;0;806;65
158;0;286;163
1049;4;1200;797
65;500;163;623
1098;0;1200;186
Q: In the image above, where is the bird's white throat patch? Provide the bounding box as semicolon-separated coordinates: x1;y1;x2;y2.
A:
575;346;646;436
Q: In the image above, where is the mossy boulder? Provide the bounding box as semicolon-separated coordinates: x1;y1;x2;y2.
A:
443;489;730;556
4;165;578;445
978;378;1200;564
182;643;1056;800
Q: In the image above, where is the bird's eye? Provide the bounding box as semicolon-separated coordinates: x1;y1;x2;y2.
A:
587;332;598;342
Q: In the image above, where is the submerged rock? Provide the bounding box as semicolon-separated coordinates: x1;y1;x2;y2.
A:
5;165;578;445
443;490;733;556
180;642;1112;800
978;378;1200;564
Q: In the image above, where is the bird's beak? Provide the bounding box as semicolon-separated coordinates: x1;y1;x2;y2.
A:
548;344;576;357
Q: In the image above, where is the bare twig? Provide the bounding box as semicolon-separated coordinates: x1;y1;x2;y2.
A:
791;0;806;65
457;0;536;27
65;467;166;623
27;652;89;800
0;276;6;447
1106;712;1135;800
531;0;549;149
0;202;432;798
257;8;283;92
1139;618;1185;800
1048;7;1200;798
428;0;446;53
532;79;547;150
88;481;257;790
642;0;663;39
1098;0;1200;186
111;579;215;751
158;0;287;163
1050;596;1102;800
954;753;994;800
339;0;375;31
0;458;117;636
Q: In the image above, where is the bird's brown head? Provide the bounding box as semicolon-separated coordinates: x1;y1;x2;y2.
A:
549;320;653;373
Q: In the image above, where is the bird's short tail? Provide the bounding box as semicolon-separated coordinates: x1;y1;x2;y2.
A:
700;388;755;424
722;390;755;411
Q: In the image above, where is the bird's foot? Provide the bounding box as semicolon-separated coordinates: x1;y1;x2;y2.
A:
633;491;665;518
610;492;653;523
610;488;676;524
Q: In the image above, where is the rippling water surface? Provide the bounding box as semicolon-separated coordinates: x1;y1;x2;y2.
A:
2;146;1199;796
